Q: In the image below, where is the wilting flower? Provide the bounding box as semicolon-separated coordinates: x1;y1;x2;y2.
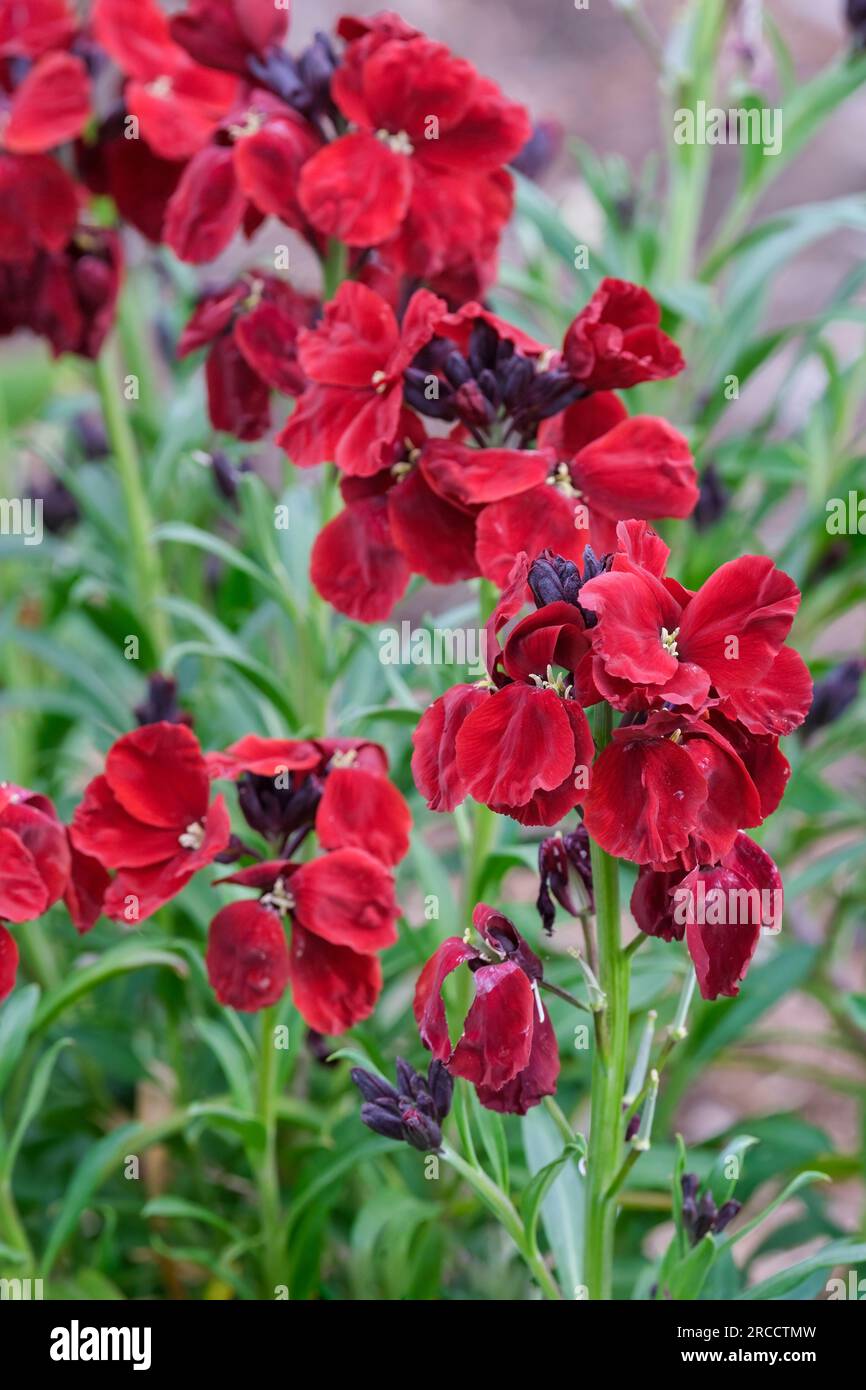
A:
630;832;782;999
562;278;684;391
297;14;529;288
177;274;317;439
680;1174;740;1244
206;849;398;1030
352;1057;453;1151
412;554;595;827
536;825;594;934
71;723;231;922
414;904;559;1114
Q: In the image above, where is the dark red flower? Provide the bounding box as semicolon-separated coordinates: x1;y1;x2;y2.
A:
563;278;685;391
3;224;123;359
64;844;110;934
580;522;806;728
279;281;445;476
0;0;78;59
177;274;317;439
162;90;321;264
412;560;595;826
0;782;70;922
476;394;697;585
207;848;398;1029
207;733;411;867
631;832;782;999
414;904;559;1114
170;0;290;77
582;711;765;870
78;122;184;244
71;723;231;922
298;21;529;287
92;0;240;162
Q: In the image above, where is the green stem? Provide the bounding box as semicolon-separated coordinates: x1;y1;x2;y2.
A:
583;703;631;1300
95;338;170;665
256;1007;282;1297
441;1144;562;1300
0;1171;34;1270
322;238;349;299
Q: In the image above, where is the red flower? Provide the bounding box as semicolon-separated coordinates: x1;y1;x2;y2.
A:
92;0;240;162
580;522;808;729
476;394;697;585
563;278;685;391
169;0;290;76
177;274;317;439
414;904;559;1114
71;723;231;922
208;733;411;868
77;121;184;243
412;559;595;826
298;19;529;285
0;923;17;1004
0;0;78;58
2;225;122;359
207;849;398;1030
279;281;445;475
163;91;321;264
631;832;782;999
0;782;70;922
582;710;771;870
0;28;90;266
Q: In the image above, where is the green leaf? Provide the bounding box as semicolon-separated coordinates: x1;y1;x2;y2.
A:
142;1194;244;1242
522;1107;584;1292
667;1233;717;1301
0;985;40;1097
705;1135;759;1206
33;941;190;1034
0;1038;71;1179
719;1170;830;1251
736;1239;866;1300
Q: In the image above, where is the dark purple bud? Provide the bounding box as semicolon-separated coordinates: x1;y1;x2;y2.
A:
442;350;472;389
307;1029;338;1065
802;660;863;740
625;1112;641;1142
692;1191;718;1243
427;1060;453;1121
511;118;564;181
692;462;728;530
499;352;535;409
73;409;109;459
360;1100;406;1143
528;551;583;608
454;379;494;427
27;476;79;534
713;1199;741;1235
133;674;193;727
351;1066;400;1106
477;368;501;409
468;318;499;376
399;1105;442;1153
847;0;866;45
237;770;322;845
402;366;456;420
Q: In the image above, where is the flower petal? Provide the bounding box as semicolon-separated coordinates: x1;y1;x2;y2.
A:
298;130;412;246
206;900;290;1011
288;924;383;1033
105;722;209;829
315;766;411;867
455;683;577;808
291;848;399;954
310;496;410;621
411;683;490;813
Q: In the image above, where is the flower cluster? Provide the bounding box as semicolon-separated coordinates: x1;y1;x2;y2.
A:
290;280;693;620
0;720;410;1032
411;522;811;1054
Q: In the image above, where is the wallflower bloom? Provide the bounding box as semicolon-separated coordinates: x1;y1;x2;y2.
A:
297;14;529;289
177;274;317;439
206;849;399;1030
71;723;231;922
92;0;240;162
630;832;783;999
1;224;122;359
562;278;685;391
414;904;559;1114
412;553;595;826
